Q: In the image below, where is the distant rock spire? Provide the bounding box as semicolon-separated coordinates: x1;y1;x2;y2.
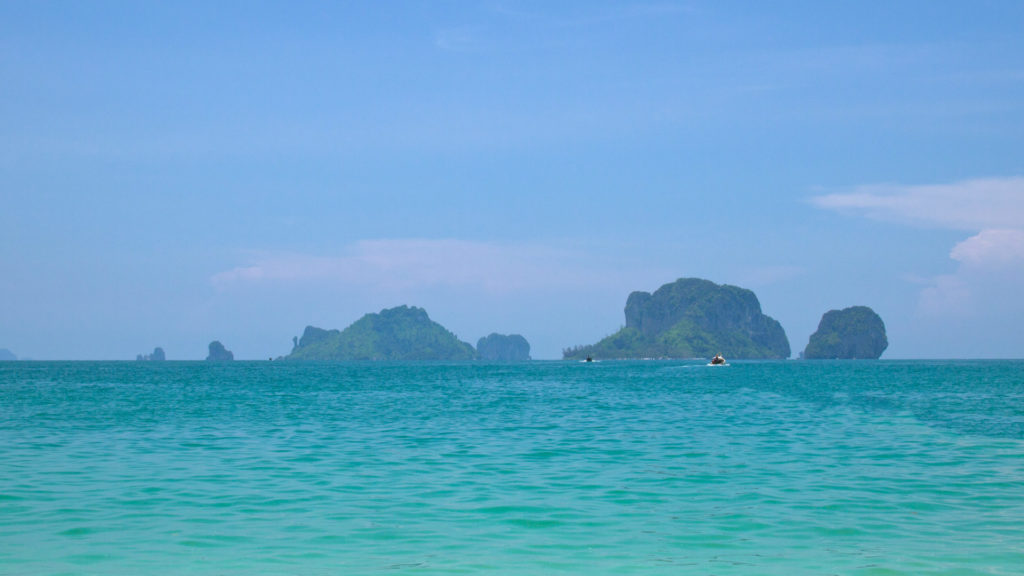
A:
206;341;234;362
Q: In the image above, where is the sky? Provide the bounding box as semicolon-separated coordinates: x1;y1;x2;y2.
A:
2;1;1023;360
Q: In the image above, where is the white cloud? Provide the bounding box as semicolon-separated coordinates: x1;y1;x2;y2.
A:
919;229;1024;317
212;239;598;293
918;273;972;316
950;229;1024;268
811;177;1024;323
810;176;1024;230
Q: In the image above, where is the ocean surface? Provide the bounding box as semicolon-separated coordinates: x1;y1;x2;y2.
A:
1;360;1022;575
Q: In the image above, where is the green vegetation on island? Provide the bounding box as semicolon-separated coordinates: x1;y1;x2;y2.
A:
477;333;531;361
206;341;234;362
136;347;166;361
803;306;888;359
287;305;477;361
564;278;790;360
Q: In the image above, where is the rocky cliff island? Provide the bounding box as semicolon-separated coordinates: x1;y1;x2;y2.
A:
206;341;234;362
477;333;531;361
803;306;888;359
287;305;476;361
564;278;790;360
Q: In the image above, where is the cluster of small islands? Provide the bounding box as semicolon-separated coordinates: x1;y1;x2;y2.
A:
0;278;888;363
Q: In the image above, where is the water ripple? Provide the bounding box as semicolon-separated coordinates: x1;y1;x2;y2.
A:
1;360;1023;574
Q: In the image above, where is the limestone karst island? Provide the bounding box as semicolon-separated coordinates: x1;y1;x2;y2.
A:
286;305;530;362
476;333;532;362
564;278;791;360
803;306;888;359
206;341;235;362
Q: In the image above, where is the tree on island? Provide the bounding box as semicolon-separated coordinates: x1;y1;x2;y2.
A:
206;341;234;362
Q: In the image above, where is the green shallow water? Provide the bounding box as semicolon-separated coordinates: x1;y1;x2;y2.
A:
1;360;1022;575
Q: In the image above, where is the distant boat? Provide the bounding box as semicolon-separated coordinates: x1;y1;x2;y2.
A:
710;353;726;365
585;355;594;363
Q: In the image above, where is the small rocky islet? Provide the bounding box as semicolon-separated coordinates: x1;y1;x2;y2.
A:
136;347;166;361
206;341;235;362
803;306;888;359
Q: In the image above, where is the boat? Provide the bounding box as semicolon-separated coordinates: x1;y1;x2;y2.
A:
709;353;726;365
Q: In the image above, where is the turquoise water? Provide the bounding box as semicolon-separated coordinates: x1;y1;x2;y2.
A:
1;360;1023;575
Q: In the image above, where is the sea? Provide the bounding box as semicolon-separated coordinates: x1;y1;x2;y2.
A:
1;360;1022;575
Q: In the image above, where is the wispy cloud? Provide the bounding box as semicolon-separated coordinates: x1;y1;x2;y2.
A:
489;1;694;27
434;26;482;52
811;176;1024;317
810;177;1024;231
212;239;599;293
950;228;1024;268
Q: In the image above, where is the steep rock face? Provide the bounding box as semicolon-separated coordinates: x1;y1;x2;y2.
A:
804;306;887;359
476;333;531;362
624;291;652;331
296;326;339;350
287;305;476;361
206;341;234;362
565;278;790;360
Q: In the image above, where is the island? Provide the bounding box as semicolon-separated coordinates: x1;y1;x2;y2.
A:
287;305;477;361
206;341;235;362
476;333;531;362
0;348;16;361
803;306;888;359
564;277;791;360
136;347;166;361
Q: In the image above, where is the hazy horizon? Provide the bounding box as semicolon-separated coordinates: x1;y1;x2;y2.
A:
3;2;1023;360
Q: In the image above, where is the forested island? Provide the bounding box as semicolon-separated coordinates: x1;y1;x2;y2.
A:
803;306;888;359
477;333;531;361
564;278;790;360
287;306;477;361
286;306;533;362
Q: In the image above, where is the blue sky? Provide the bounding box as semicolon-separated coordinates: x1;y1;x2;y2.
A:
3;1;1023;359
